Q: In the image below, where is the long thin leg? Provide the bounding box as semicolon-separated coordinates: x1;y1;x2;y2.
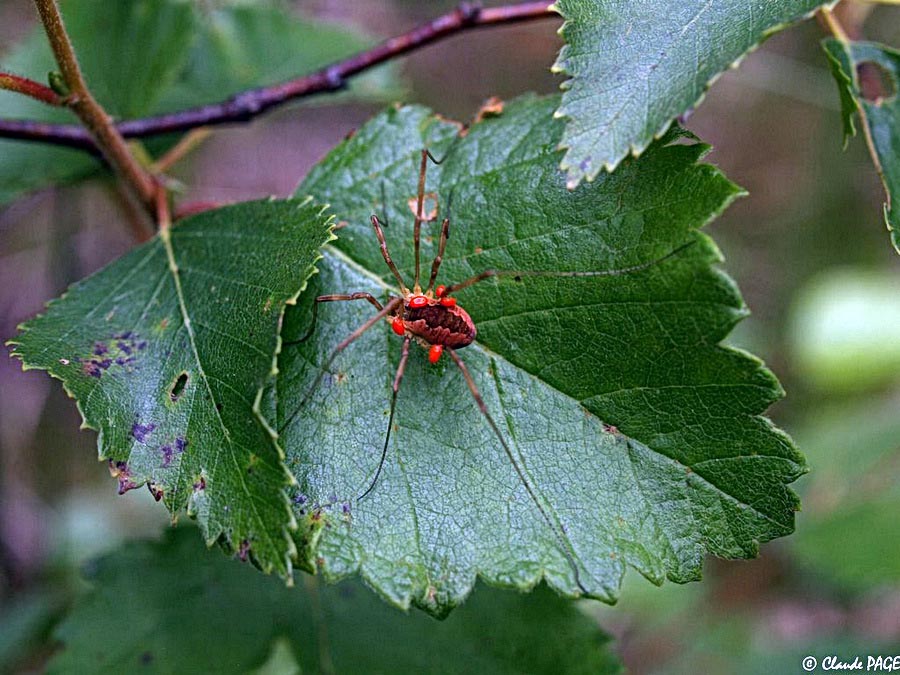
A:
357;335;412;502
443;240;697;295
283;293;384;347
425;217;450;294
412;149;429;293
371;215;408;293
379;180;390;228
447;348;589;595
279;297;403;434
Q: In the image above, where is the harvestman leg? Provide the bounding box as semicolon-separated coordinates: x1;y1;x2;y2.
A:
357;336;412;502
442;240;698;295
411;148;449;292
371;215;408;293
281;207;414;432
280;297;403;434
411;150;428;291
446;348;589;595
283;293;384;347
426;216;451;295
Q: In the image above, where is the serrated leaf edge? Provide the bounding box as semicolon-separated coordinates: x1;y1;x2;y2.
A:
550;1;839;187
295;213;801;615
7;198;336;581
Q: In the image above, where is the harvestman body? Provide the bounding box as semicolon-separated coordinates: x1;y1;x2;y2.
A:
281;149;693;593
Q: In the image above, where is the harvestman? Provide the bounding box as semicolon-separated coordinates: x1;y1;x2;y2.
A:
281;150;693;592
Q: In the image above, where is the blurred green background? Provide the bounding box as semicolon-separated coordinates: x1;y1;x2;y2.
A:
1;0;899;672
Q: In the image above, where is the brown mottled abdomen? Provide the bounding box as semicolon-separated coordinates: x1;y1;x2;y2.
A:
403;303;476;349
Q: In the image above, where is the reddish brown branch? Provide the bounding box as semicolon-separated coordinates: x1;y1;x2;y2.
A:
0;1;557;153
0;72;62;106
33;0;159;212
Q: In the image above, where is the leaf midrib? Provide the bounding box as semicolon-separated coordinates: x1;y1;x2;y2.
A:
161;227;283;563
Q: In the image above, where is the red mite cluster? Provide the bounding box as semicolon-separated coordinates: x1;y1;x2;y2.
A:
390;284;473;365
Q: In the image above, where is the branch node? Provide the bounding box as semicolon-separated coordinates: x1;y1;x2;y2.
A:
229;91;264;119
457;1;483;24
325;66;345;91
47;70;69;96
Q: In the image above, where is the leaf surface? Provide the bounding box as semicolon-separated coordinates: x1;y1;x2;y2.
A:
823;38;900;253
552;0;831;186
280;95;803;615
10;199;334;577
47;527;622;675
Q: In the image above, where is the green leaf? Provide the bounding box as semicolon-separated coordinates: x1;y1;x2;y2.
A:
156;4;400;113
62;0;197;119
823;38;900;254
552;0;831;186
9;199;334;578
0;591;66;673
281;95;802;615
0;0;196;203
822;39;858;146
47;527;622;675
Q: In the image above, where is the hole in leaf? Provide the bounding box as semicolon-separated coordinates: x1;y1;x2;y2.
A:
170;372;189;402
856;61;897;103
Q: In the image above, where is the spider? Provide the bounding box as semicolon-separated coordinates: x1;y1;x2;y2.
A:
280;149;693;592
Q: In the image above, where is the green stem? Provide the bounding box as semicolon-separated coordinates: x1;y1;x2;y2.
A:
818;6;850;44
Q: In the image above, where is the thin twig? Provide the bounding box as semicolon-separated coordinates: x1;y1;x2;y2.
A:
155;181;172;233
108;181;155;243
32;0;159;213
1;1;557;152
0;72;62;106
818;6;850;44
150;127;212;174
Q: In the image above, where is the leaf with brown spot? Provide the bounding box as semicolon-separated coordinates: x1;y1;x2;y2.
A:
9;199;334;578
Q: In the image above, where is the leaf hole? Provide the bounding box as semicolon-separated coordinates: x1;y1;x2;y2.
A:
170;371;189;402
857;61;897;103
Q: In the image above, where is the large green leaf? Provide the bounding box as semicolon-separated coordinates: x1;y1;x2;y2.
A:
47;527;622;674
281;95;802;615
552;0;831;186
823;38;900;254
0;1;398;204
9;199;334;577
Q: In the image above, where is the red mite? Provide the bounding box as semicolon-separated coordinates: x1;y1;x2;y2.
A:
391;292;474;364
